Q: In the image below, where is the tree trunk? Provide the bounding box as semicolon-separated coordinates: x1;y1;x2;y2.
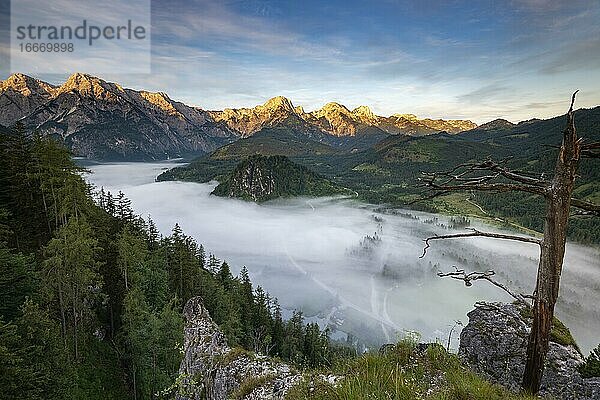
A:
73;301;79;361
522;96;580;393
58;280;67;349
132;362;138;400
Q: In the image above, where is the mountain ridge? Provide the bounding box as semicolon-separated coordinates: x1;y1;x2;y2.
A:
210;95;477;138
0;73;238;160
1;73;479;160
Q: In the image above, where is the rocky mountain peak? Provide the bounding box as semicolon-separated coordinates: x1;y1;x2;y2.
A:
59;73;124;98
0;73;57;97
352;105;377;123
391;113;418;121
0;73;59;125
309;102;359;135
262;96;294;112
319;102;351;114
139;91;179;115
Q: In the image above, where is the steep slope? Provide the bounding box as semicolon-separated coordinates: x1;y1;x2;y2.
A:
210;127;335;160
0;73;58;126
210;96;475;139
2;73;236;160
211;155;348;201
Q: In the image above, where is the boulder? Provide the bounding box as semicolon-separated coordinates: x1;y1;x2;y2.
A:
459;302;600;399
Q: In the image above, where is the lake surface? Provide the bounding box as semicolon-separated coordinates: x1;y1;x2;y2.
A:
83;161;600;353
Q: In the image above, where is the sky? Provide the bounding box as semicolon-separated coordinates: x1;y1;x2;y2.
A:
1;0;600;123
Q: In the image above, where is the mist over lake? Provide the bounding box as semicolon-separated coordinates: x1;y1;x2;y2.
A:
84;161;600;353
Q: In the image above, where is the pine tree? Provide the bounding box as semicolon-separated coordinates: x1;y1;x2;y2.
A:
118;225;149;290
271;298;285;356
0;242;36;321
42;218;102;360
116;191;133;221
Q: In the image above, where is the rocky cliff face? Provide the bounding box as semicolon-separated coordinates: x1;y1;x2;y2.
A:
0;73;58;126
0;73;478;160
209;96;476;138
0;73;236;160
211;155;344;202
459;302;600;399
176;297;303;400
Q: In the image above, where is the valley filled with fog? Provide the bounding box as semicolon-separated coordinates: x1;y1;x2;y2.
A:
83;161;600;354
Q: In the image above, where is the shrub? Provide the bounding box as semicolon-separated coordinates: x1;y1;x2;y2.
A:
580;345;600;378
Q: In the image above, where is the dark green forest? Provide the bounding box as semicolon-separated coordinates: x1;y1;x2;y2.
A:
159;107;600;244
212;154;349;201
0;127;343;400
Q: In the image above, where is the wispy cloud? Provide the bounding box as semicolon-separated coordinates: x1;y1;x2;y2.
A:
1;0;599;123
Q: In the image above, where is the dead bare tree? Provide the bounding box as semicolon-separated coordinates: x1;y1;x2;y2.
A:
415;92;600;394
434;265;534;305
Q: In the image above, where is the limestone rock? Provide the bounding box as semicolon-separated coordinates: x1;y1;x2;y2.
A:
459;302;600;399
0;73;236;160
176;296;303;400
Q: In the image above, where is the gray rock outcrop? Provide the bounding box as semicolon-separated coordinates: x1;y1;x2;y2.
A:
459;302;600;399
176;296;302;400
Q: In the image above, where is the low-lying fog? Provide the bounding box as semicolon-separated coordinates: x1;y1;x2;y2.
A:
84;161;600;354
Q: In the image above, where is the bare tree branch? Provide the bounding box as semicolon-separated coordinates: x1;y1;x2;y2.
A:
421;179;548;196
570;198;600;216
420;227;542;258
581;142;600;159
437;267;532;306
416;158;550;199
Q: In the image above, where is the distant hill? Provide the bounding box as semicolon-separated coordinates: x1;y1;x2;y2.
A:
210;127;335;160
211;155;349;202
467;118;516;132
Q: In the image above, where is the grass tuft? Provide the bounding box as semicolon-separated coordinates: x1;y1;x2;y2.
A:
285;339;539;400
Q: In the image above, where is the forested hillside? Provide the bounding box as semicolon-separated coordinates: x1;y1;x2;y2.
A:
160;107;600;244
212;155;349;202
0;128;340;399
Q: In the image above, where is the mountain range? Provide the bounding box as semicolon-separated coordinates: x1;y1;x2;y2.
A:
2;72;598;243
0;73;476;160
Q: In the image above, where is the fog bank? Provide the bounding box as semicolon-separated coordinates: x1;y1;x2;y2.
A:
85;161;600;353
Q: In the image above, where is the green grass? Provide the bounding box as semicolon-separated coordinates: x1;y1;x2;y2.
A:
232;374;275;399
285;340;537;400
217;346;255;366
518;307;579;350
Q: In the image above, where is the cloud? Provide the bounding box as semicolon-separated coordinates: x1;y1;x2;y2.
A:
152;0;343;62
457;84;510;104
3;0;599;124
539;38;600;75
